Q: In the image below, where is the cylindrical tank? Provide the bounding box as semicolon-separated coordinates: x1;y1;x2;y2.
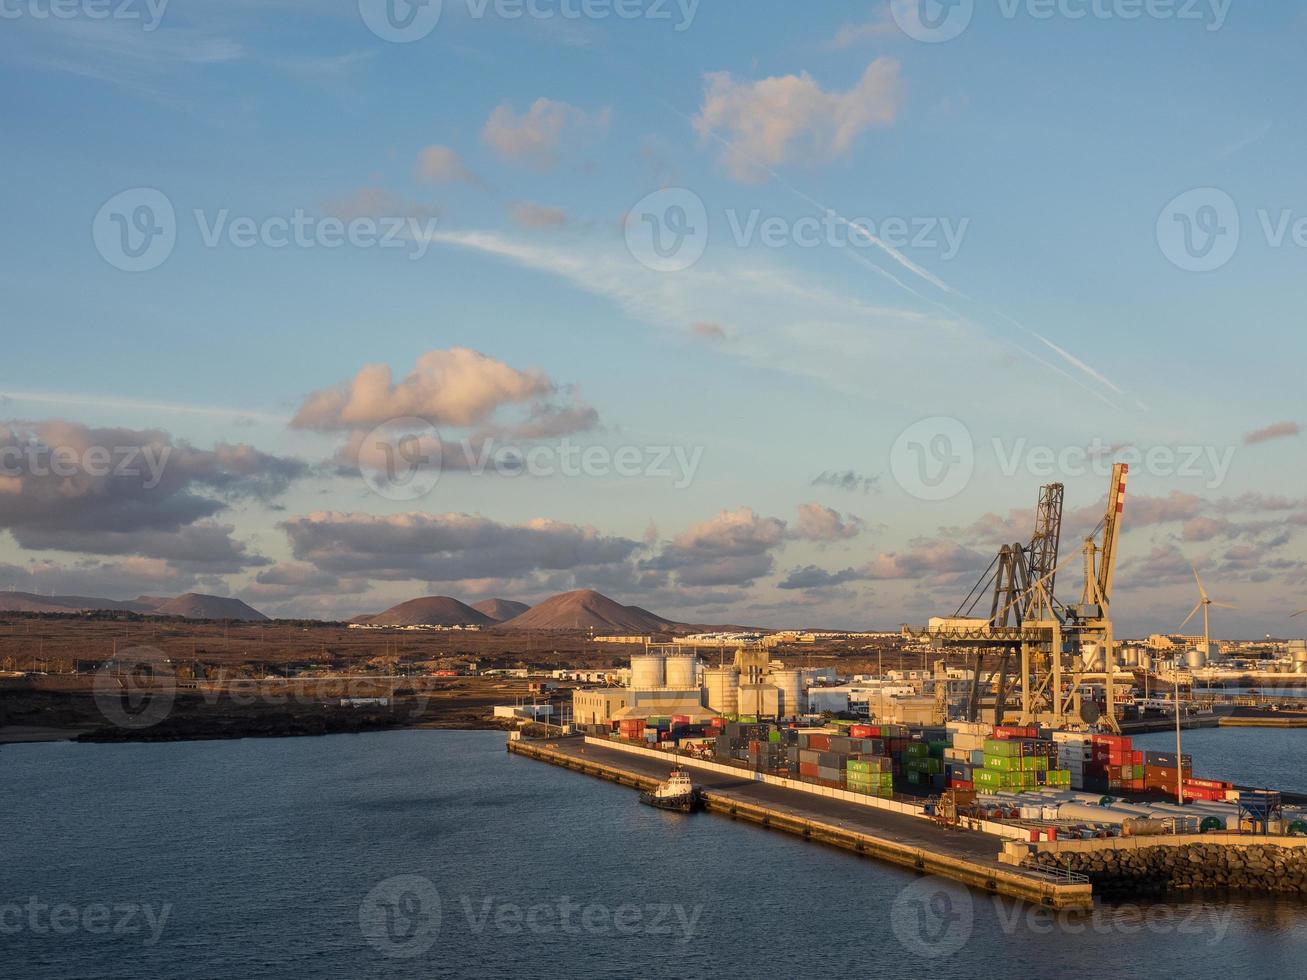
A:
702;667;739;715
738;684;780;718
1121;647;1140;667
1291;640;1307;665
630;653;665;690
1080;644;1106;671
771;669;803;718
664;653;698;690
1183;648;1207;669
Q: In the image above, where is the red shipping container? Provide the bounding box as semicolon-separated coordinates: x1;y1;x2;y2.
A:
799;762;819;778
1186;777;1231;790
951;779;974;790
850;725;874;738
807;734;831;751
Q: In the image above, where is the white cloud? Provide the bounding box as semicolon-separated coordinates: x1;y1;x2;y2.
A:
694;59;903;182
415;145;475;184
482;98;611;169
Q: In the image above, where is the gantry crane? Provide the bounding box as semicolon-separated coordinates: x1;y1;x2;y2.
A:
906;464;1130;732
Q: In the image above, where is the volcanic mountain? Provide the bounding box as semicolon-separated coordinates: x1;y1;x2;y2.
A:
149;593;268;622
496;590;678;632
469;598;531;622
363;596;497;628
0;590;267;621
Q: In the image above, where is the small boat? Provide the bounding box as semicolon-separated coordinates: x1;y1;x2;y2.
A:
639;768;700;813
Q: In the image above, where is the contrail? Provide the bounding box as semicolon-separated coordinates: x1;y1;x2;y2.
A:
0;388;288;424
664;95;1137;408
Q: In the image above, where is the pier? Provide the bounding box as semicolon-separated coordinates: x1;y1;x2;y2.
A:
508;735;1094;910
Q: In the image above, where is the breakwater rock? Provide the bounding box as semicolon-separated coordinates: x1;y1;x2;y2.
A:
1033;843;1307;894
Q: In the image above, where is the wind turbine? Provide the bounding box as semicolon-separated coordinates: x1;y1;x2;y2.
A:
1292;608;1307;619
1180;564;1235;657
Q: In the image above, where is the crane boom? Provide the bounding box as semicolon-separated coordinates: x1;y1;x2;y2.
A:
1096;463;1128;606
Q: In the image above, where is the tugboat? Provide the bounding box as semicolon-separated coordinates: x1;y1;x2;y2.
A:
639;768;700;813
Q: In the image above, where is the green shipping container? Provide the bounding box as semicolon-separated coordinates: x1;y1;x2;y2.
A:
983;754;1021;772
983;739;1023;757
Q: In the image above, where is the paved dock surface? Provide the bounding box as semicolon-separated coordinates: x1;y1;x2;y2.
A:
512;736;1093;909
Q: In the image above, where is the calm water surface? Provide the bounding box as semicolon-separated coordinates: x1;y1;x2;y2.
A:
3;729;1306;979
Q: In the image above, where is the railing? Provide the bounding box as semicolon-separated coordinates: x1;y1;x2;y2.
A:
1024;862;1090;884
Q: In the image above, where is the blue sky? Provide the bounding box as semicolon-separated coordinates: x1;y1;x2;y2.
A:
1;0;1305;633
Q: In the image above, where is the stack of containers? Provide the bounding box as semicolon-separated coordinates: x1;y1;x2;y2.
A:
618;718;647;742
903;741;943;788
846;757;894;797
976;735;1072;791
1143;750;1194;795
945;721;990;789
1052;731;1093;789
1087;734;1143;792
1183;776;1233;802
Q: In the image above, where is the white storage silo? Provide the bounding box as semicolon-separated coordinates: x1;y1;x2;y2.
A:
738;683;780;718
702;667;739;715
630;653;665;690
771;669;803;718
664;653;698;690
1183;648;1207;669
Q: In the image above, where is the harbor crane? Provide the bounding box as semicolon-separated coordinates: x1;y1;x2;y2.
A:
904;464;1130;732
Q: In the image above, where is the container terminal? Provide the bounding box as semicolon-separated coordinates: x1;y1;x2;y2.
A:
512;466;1307;904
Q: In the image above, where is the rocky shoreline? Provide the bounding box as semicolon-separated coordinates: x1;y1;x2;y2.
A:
1034;843;1307;894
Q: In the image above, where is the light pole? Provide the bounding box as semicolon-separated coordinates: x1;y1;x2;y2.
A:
1174;654;1184;806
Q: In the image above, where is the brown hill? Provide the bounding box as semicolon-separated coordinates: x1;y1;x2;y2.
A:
497;590;678;632
364;596;496;628
151;593;269;622
0;590;267;621
0;591;147;615
469;598;531;622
